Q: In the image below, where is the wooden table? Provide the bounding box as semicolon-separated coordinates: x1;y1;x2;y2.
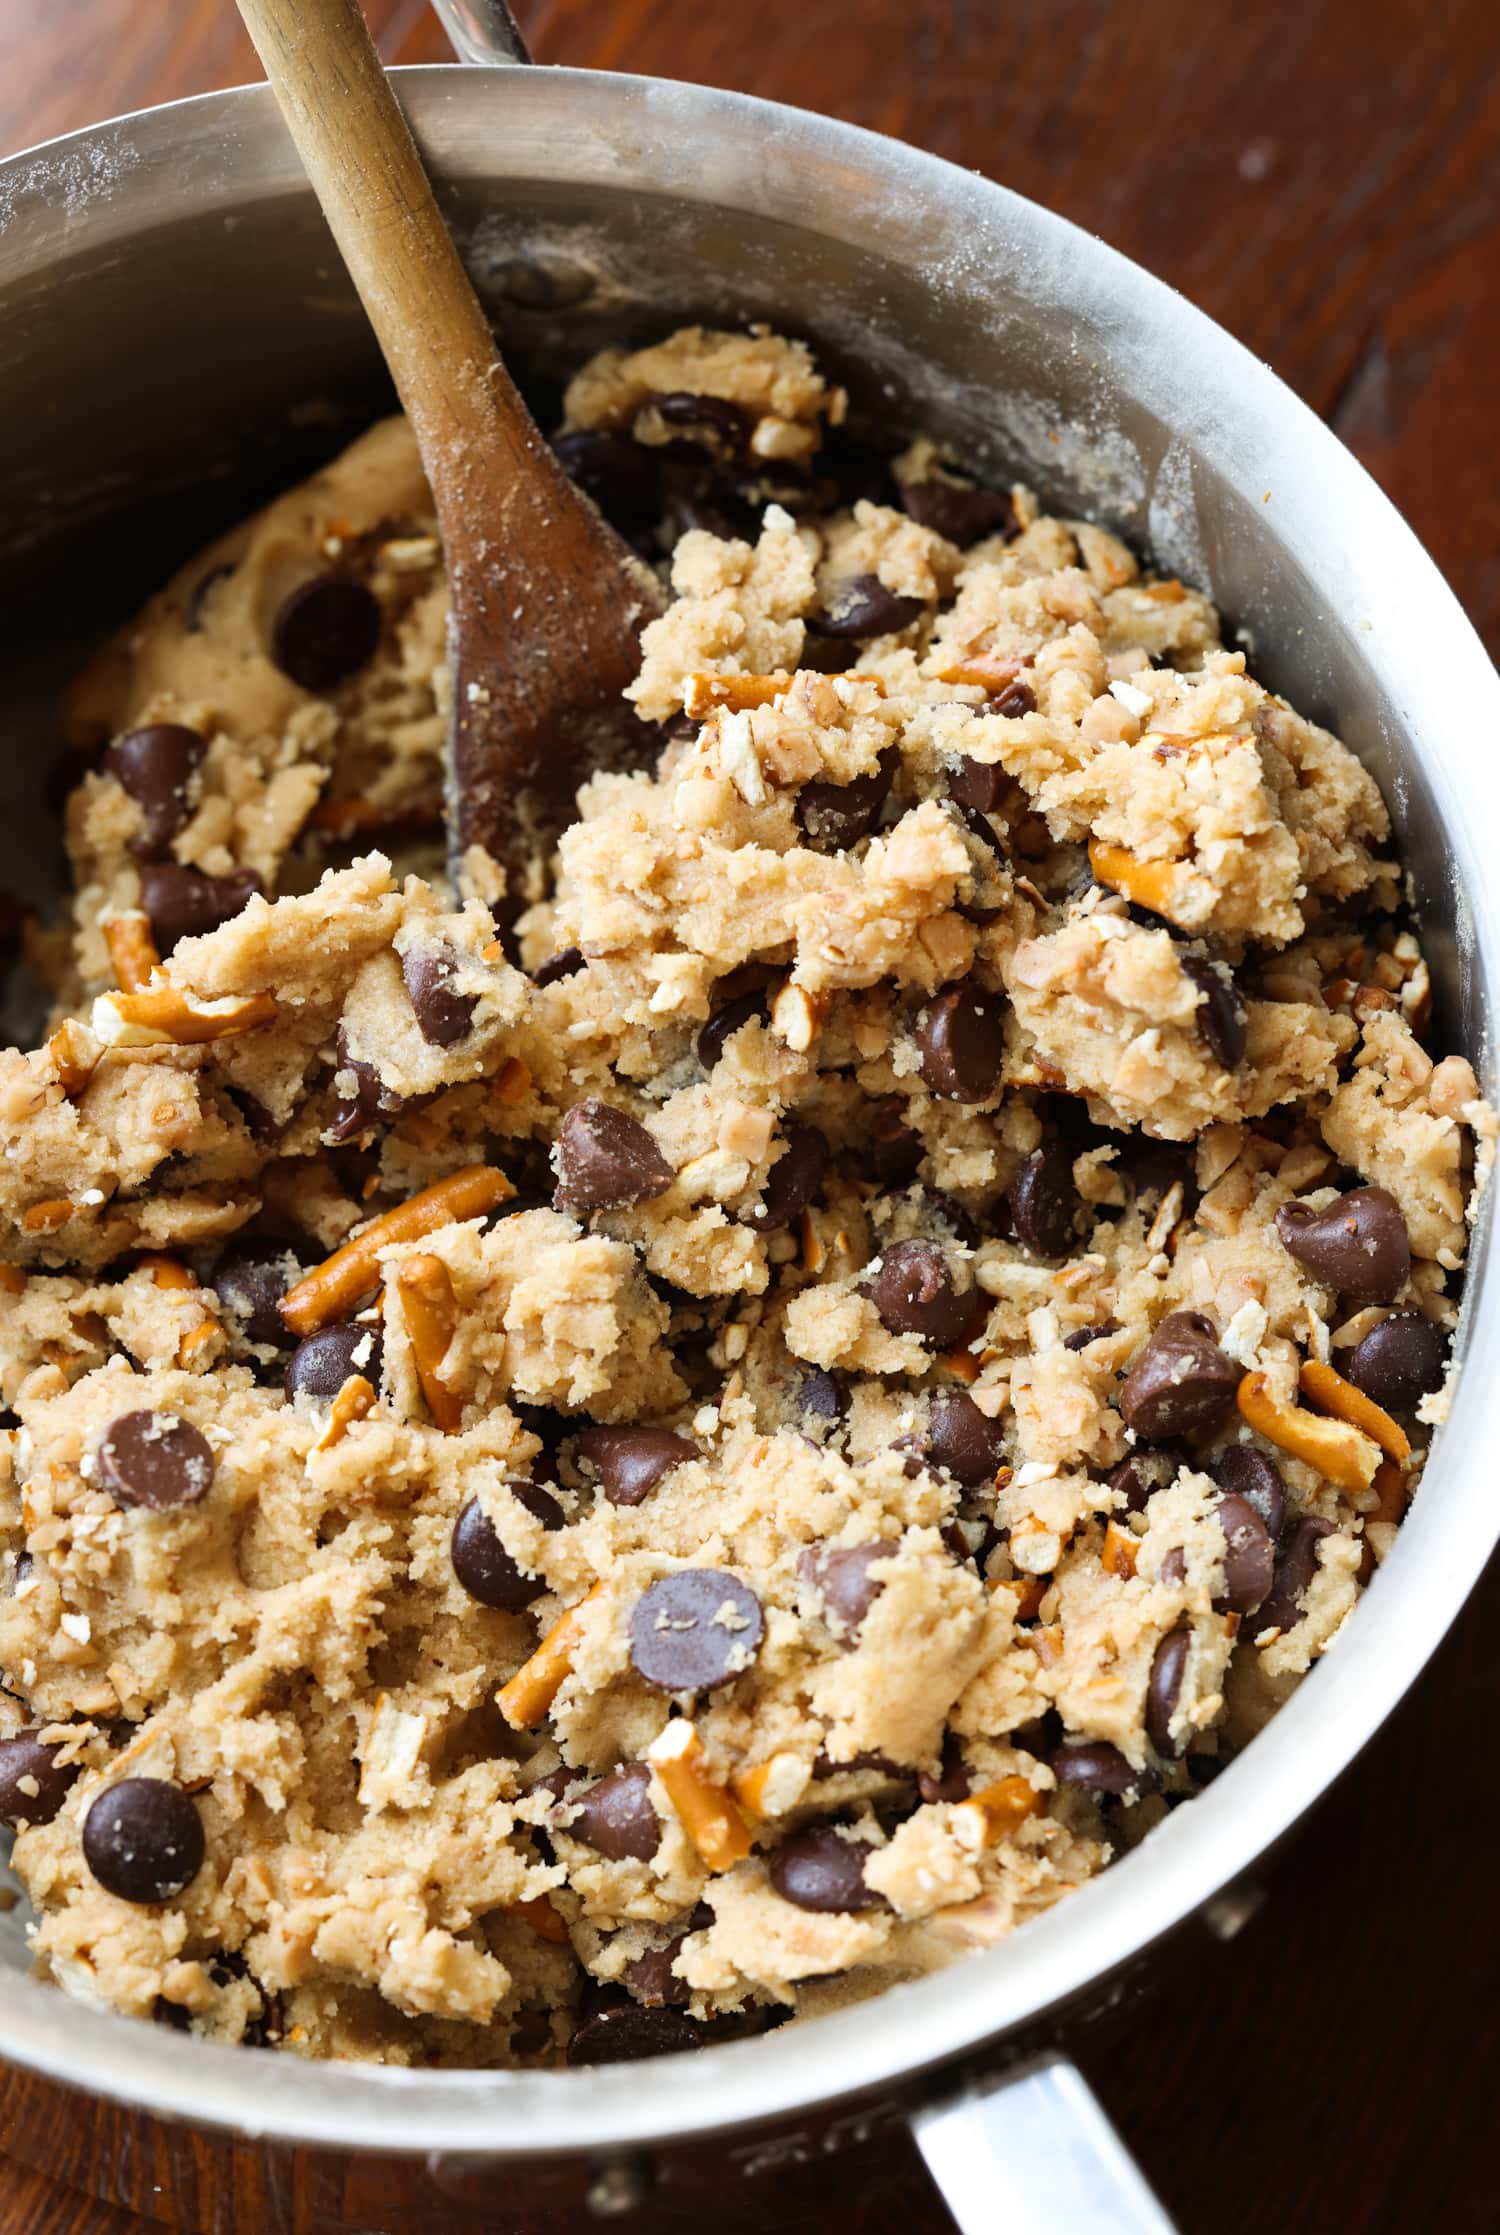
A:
2;2;1498;2228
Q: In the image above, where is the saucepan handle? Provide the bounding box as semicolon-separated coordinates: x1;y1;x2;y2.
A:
429;0;533;65
911;2052;1176;2234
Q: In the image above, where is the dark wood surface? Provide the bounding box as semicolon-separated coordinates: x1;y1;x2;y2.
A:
2;2;1498;2228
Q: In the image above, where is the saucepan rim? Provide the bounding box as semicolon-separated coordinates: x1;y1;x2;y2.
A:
0;64;1496;2164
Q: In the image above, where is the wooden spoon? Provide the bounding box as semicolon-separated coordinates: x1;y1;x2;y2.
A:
235;0;663;919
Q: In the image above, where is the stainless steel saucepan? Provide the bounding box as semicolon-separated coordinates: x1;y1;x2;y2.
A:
0;6;1496;2228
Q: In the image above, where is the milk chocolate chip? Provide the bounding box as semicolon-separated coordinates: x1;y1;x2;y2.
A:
1120;1313;1238;1439
554;1101;674;1214
1275;1187;1410;1303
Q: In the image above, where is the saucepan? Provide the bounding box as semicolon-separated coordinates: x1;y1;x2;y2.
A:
0;3;1496;2228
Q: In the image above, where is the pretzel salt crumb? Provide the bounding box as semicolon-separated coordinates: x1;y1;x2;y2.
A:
280;1165;513;1337
647;1720;753;1872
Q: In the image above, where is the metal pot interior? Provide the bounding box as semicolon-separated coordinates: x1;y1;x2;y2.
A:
0;65;1496;2161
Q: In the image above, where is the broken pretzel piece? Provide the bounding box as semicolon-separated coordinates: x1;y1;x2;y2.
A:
139;1253;221;1369
1100;1519;1138;1579
1298;1359;1410;1466
314;1374;376;1452
1236;1369;1380;1493
103;912;162;995
504;1893;571;1946
729;1750;809;1825
396;1253;463;1432
46;1018;103;1099
280;1165;513;1336
1087;837;1214;927
953;1775;1042;1850
647;1719;753;1873
496;1581;606;1732
682;672;792;719
92;986;277;1047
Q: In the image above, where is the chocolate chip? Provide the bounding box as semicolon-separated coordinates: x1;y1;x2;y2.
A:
269;575;382;692
153;1996;193;2032
1181;954;1247;1071
895;473;1016;546
1214;1493;1277;1614
918;1731;971;1806
796;1369;847;1435
566;2001;703;2066
1107;1449;1181;1514
105;724;207;860
927;1390;1006;1485
1051;1741;1155;1799
1346;1313;1448;1411
795;744;899;852
748;1124;828;1231
806;573;926;640
513;1479;566;1532
768;1826;882;1913
863;1238;987;1348
551;428;662;540
1146;1625;1190;1757
1275;1186;1411;1303
629;1570;765;1692
533;945;585;988
1064;1322;1115;1352
915;982;1005;1102
451;1495;547;1611
567;1761;660;1862
326;1030;403;1144
1255;1517;1335;1636
284;1322;383;1402
801;1541;890;1640
553;1100;674;1214
1213;1447;1286;1540
949;757;1006;814
623;1936;690;2006
696;989;768;1069
868;1095;924;1182
1120;1312;1238;1439
82;1778;205;1904
924;1188;981;1251
648;390;753;456
1010;1144;1082;1257
0;1732;78;1830
210;1240;304;1353
97;1411;215;1512
139;862;263;954
990;677;1037;719
1118;1135;1195;1205
573;1426;697;1507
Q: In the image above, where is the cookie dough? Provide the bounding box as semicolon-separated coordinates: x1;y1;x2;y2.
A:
0;324;1490;2067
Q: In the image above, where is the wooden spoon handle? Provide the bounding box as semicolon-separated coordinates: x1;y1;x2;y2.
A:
234;0;527;484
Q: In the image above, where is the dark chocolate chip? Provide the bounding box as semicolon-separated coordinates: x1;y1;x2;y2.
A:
629;1570;765;1692
1010;1143;1082;1257
1107;1449;1182;1514
1213;1446;1286;1540
533;945;585;988
801;1541;891;1640
1214;1493;1277;1614
949;757;1006;814
990;677;1037;719
138;862;263;954
97;1411;215;1512
747;1123;828;1231
551;428;662;540
451;1495;547;1612
0;1732;78;1830
768;1826;883;1913
895;473;1016;546
796;1369;848;1434
566;2001;704;2065
105;724;207;860
927;1389;1006;1485
1120;1311;1238;1439
868;1095;924;1182
401;947;476;1046
284;1322;383;1402
554;1100;674;1214
696;989;769;1070
1275;1187;1411;1303
513;1479;565;1532
1346;1313;1448;1411
1118;1134;1195;1205
1146;1625;1190;1757
573;1425;697;1508
923;1188;981;1251
567;1761;660;1862
82;1778;205;1904
326;1029;404;1144
1182;954;1247;1070
623;1936;690;2007
795;745;899;852
1064;1322;1115;1351
647;390;753;456
1051;1741;1156;1799
918;1730;971;1806
152;1995;193;2032
269;575;382;692
209;1240;304;1353
1254;1517;1335;1636
805;573;925;640
863;1238;987;1348
915;982;1005;1102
